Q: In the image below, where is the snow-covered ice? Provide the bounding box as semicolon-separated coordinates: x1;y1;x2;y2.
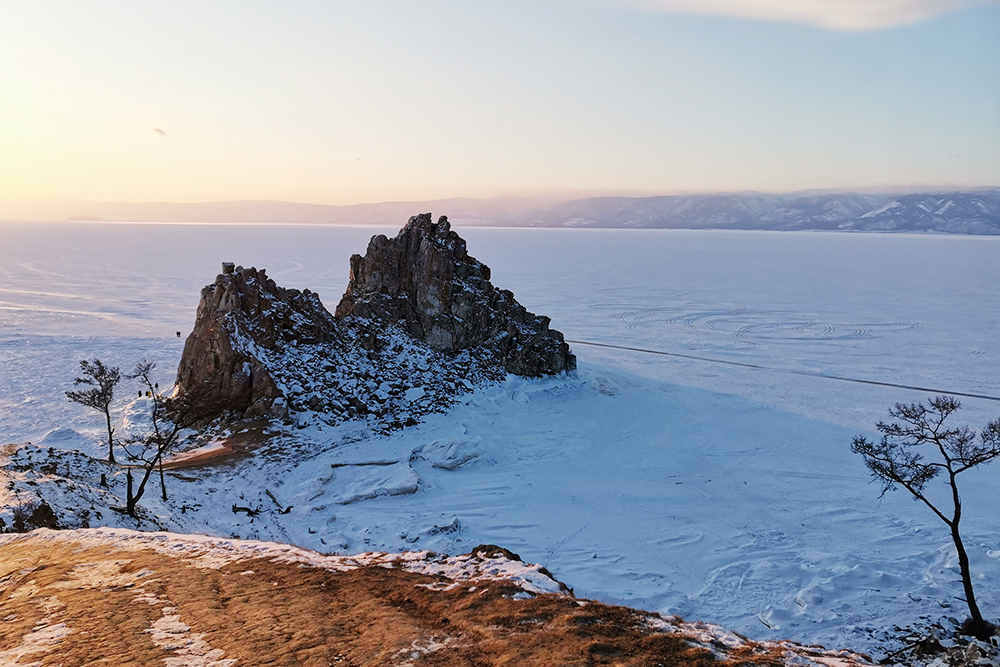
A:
1;221;999;655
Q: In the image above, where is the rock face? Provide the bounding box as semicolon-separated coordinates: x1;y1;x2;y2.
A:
175;215;574;427
176;265;338;419
336;213;575;376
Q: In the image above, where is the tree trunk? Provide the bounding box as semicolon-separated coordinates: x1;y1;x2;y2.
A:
129;450;163;516
126;470;135;517
952;522;988;637
104;410;116;464
949;475;990;639
159;457;167;501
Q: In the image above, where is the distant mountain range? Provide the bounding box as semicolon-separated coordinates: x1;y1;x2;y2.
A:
11;188;1000;235
521;190;1000;234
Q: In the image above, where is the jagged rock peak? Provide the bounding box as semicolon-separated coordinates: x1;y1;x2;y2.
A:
336;213;575;377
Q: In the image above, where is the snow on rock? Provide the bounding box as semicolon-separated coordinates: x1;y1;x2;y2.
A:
0;444;122;532
121;396;157;438
322;461;420;505
336;213;575;376
174;213;574;431
38;427;90;449
413;437;484;470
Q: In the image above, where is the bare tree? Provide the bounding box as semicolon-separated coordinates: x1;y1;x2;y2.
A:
66;359;121;463
120;360;218;517
852;396;1000;639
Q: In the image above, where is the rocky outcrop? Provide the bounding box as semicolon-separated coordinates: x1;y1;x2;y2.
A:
176;263;337;419
336;213;575;376
175;215;574;427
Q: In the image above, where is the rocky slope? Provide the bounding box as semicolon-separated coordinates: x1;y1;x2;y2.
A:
175;214;574;429
0;528;876;667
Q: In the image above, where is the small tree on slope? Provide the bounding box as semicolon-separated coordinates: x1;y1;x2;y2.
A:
851;395;1000;640
121;360;219;517
66;359;121;464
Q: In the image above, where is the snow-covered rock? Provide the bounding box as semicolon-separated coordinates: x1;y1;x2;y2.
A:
174;214;574;430
336;213;575;376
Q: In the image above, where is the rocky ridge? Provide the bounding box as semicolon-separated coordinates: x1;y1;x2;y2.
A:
175;214;574;430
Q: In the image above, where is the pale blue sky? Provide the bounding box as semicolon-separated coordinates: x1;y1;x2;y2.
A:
1;0;998;207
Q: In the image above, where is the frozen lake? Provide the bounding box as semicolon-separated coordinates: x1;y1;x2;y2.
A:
2;221;999;653
2;221;998;442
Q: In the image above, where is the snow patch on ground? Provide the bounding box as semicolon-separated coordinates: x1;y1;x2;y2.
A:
394;636;462;666
0;620;71;666
145;607;237;667
0;528;569;595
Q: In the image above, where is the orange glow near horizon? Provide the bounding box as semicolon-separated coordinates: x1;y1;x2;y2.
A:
0;1;997;217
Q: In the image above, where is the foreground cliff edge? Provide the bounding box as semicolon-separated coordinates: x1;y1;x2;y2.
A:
0;528;875;667
176;213;574;430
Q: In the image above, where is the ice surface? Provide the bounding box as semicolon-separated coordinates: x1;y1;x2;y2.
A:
458;227;1000;430
1;222;999;655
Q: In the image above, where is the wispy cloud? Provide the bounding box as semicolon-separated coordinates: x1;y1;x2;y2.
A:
605;0;998;30
149;127;167;138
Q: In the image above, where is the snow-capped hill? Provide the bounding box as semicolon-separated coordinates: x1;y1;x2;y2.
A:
526;193;787;229
175;213;574;428
518;190;1000;234
858;200;902;218
758;193;890;229
844;192;1000;234
40;189;1000;234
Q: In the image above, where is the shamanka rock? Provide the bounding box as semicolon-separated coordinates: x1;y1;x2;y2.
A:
175;215;574;429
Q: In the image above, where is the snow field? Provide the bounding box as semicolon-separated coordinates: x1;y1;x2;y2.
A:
7;365;1000;653
1;222;999;656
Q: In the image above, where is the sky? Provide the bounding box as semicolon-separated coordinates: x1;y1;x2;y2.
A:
1;0;998;211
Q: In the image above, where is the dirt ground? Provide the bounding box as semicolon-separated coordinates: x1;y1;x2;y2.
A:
0;533;851;667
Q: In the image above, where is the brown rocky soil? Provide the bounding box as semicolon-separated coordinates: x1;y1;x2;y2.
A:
0;531;870;667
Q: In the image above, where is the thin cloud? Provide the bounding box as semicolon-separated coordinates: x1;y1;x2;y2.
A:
606;0;998;30
150;127;167;138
